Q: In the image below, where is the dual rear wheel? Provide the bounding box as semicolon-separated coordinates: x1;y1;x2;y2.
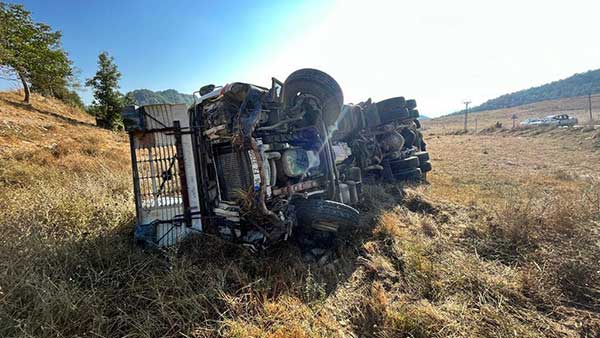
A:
388;151;432;181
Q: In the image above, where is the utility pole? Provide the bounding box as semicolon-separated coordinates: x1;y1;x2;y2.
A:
463;101;471;131
589;93;593;123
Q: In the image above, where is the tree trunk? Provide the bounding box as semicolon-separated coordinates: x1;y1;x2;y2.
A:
17;71;30;104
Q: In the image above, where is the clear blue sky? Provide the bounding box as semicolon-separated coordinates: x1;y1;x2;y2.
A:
3;0;333;104
4;0;600;116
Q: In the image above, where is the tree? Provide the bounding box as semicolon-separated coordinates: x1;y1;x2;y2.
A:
86;52;129;128
0;2;76;104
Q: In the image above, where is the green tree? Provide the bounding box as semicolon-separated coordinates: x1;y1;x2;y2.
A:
86;52;129;128
0;2;77;104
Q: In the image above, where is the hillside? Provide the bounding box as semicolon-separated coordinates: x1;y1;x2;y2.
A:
0;91;129;161
127;88;194;106
1;91;599;337
424;94;599;134
452;69;600;115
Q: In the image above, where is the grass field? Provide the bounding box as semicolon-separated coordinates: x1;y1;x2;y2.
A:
1;91;599;337
423;94;600;134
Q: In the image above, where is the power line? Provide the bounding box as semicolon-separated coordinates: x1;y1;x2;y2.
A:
463;101;471;131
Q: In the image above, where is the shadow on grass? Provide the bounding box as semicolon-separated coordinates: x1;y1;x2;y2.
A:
0;186;404;337
0;97;97;128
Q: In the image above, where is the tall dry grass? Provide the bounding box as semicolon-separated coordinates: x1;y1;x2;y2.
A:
1;92;599;337
354;186;600;337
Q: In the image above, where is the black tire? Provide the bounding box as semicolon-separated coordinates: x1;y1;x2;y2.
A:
420;161;432;173
376;97;410;124
283;69;344;127
393;167;422;180
376;97;406;113
380;107;410;124
292;198;359;233
406;99;417;110
389;156;419;171
409;109;419;119
414;151;430;163
400;128;416;148
415;130;426;151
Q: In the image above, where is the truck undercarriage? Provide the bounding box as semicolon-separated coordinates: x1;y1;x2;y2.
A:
122;69;361;250
333;96;432;182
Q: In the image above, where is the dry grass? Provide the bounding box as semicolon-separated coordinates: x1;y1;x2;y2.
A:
423;94;600;135
1;91;599;337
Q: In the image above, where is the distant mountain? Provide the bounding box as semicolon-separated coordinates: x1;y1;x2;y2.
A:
454;69;600;115
127;89;194;106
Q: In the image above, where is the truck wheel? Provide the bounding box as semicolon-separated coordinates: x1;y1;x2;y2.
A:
389;156;420;171
283;69;344;127
393;167;422;180
406;99;417;110
292;198;359;233
414;151;430;163
379;107;410;124
376;97;406;113
400;128;417;148
376;97;411;124
420;161;432;173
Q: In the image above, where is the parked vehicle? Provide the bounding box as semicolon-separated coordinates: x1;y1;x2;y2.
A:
545;114;578;126
520;118;544;126
121;69;361;250
332;96;432;182
520;114;578;127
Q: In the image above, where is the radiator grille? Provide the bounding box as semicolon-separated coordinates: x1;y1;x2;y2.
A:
216;150;253;201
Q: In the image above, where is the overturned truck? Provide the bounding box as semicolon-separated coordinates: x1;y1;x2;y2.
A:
333;96;431;182
122;69;361;249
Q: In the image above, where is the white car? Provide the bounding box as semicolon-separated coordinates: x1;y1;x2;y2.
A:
543;114;578;126
520;114;577;127
520;118;544;126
